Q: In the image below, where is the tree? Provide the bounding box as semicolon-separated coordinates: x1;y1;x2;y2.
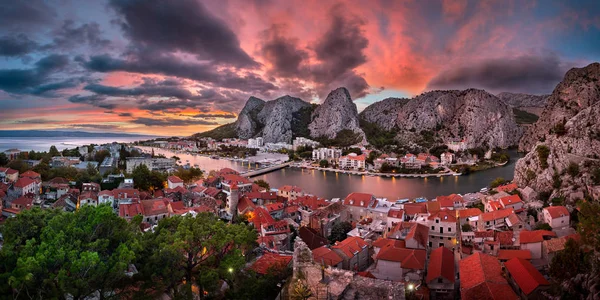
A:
567;162;580;177
328;221;353;244
7;159;29;173
489;177;507;188
1;205;140;299
577;201;600;251
461;223;473;232
549;238;590;281
254;179;270;190
94;150;110;163
0;152;8;166
49;145;60;157
290;280;312;300
319;160;329;168
535;223;552;231
131;164;165;191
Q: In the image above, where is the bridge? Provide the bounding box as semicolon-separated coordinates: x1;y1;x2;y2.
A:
241;162;292;177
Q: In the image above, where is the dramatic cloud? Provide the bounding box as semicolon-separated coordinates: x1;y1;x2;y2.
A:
0;54;71;95
192;113;237;119
68;94;115;109
48;20;110;49
0;0;55;30
69;124;122;130
258;24;308;77
109;0;257;67
0;34;38;57
131;117;219;127
427;53;568;94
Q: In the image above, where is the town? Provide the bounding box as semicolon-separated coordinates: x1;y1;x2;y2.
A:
0;141;591;300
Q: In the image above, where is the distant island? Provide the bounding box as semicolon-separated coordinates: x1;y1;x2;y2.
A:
0;130;160;138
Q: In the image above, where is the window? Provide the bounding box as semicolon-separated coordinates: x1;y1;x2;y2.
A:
440;227;443;234
431;226;435;230
436;219;439;223
448;227;452;232
429;241;433;247
439;243;444;248
448;237;451;240
490;245;494;250
438;278;443;283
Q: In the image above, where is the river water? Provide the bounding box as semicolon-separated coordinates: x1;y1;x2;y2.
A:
139;147;521;201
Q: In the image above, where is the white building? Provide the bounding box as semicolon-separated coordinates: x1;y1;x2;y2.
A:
339;153;366;170
446;140;467;152
126;157;176;173
292;137;319;150
428;211;457;249
542;206;570;229
312;148;342;161
248;137;264;149
440;152;454;165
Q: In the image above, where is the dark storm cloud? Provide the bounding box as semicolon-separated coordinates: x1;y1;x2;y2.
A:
427;53;568;94
82;52;276;93
70;124;122;130
84;83;204;100
109;0;257;67
192;113;237;119
118;112;132;117
0;0;55;30
131;117;219;127
68;94;116;109
0;34;39;57
48;20;111;49
258;24;308;77
0;54;71;95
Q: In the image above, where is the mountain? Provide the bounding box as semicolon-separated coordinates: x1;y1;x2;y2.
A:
0;130;156;138
496;92;549;108
255;95;311;143
359;97;410;131
235;96;265;139
308;87;366;143
514;62;600;202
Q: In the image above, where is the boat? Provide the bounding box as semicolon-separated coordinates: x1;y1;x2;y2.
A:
414;197;427;203
396;198;410;204
480;187;489;193
210;155;220;159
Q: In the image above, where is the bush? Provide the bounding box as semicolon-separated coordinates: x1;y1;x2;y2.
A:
567;162;580;177
490;177;507;188
553;121;567;136
535;223;552;231
552;172;562;189
593;167;600;185
536;145;550;169
319;160;329;168
461;224;473;232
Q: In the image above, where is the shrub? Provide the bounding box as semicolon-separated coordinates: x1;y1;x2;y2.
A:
461;224;473;232
567;162;580;177
536;145;550;169
535;223;552;231
490;177;507;188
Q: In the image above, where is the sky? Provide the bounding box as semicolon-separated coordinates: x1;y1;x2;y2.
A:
0;0;599;136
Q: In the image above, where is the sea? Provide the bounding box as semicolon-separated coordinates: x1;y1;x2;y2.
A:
0;136;153;152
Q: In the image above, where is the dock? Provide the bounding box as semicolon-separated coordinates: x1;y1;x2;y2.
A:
241;162;292;177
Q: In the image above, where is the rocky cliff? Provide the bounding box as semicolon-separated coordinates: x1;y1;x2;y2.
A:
496;92;549;108
255;95;311;143
514;63;600;202
234;96;265;139
393;89;522;149
308;87;365;142
359;97;410;130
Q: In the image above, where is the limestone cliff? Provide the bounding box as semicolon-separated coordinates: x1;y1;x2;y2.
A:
359;97;410;131
255;95;311;143
234;96;265;139
308;87;366;143
514;63;600;202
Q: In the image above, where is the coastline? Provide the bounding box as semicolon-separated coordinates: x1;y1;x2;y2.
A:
290;164;462;178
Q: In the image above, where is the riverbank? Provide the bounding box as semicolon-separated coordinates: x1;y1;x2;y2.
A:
291;164;462;178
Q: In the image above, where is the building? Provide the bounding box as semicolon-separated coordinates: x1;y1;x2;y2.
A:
372;240;426;281
427;247;455;296
428;210;458;249
401;154;421;169
542;234;580;264
99;156;116;175
459;252;518;300
312;147;342;162
79;191;99;206
293;137;319;150
98;190;115;207
331;236;369;271
249;253;292;275
247;137;264;149
342;192;377;222
504;258;550;299
140;199;169;224
436;194;464;210
478;208;514;231
542;206;570;229
167;175;184;189
12;177;38;197
446;140;467;152
459;208;482;230
277;185;304;200
126;157;176;173
440;152;454;165
519;230;557;259
339;153;366;170
388;222;429;250
51;156;81;168
3;149;22;160
498;194;524;211
312;246;344;268
82;182;100;192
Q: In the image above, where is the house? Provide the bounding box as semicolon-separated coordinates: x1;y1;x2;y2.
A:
401;154;421;169
497;250;532;262
542;206;570;229
495;183;518;193
277;185;304;200
98;190;115;207
459;208;482;230
504;258;550;299
79;191;98;206
498;195;524;211
167;175;184;189
298;227;329;250
436;194;464;210
542;234;580;264
428;210;458;249
386;209;404;232
403;202;428;220
331;236;369;271
249;253;292;275
372;241;426;281
220;174;252;194
388;222;429;250
478;208;514;231
119;202;144;221
312;246;343;268
426;247;455;295
0;167;19;182
82;182;100;192
505;212;528;231
342;192;377;222
486;200;504;212
265;202;285;219
440;152;454;165
459;252;518;300
519;230;557;259
3;148;22;160
10;195;34;211
338;153;366;170
113;188;140;204
12;177;37;197
140;199;169;225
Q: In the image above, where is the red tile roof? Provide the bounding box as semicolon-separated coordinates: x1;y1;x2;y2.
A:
293;195;328;210
279;185;303;193
376;244;426;270
119;203;143;218
543;234;580;253
403;202;427;215
426;201;441;213
217;168;239;177
313;246;343;267
5;168;18;175
497;250;532;261
474;230;495;238
436;194;464;207
332;236;367;258
245;191;278;201
237;196;256;213
249;253;292;275
459;252;518;300
167;175;183;183
459;208;482;218
12;196;34;208
499;194;522;206
427;247;455;283
404;222;429;248
20;170;40;178
519;230;556;244
487;200;504;211
265;202;284;212
428;210;457;222
495;231;514;246
373;238;406;249
298;227;329;250
140;199;168;216
113;188;140;199
14;177;35;188
495;183;518;193
203;187;221;197
544;206;570;218
504;258;550;295
221;174;251;185
387;209;404;219
248;207;275;230
480;208;514;222
343;192;376;208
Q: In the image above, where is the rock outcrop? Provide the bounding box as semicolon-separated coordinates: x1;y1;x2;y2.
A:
514;63;600;201
234;96;265;139
393;89;522;149
255;95;311;143
496;92;549;108
308;87;366;142
359;97;410;130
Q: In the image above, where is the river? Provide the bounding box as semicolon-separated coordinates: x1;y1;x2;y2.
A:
139;146;522;200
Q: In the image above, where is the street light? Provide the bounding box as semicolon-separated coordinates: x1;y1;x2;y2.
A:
408;284;414;291
228;267;233;273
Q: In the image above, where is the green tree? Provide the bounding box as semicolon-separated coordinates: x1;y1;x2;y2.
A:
489;177;507;188
567;162;580;177
131;164;165;191
577;201;600;251
290;280;312;300
535;223;552;231
319;160;329;168
7;159;29;173
49;145;60;157
0;152;8;166
254;179;270;190
94;150;110;164
1;205;140;299
328;221;353;244
173;167;203;183
536;145;550;169
461;223;473;232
